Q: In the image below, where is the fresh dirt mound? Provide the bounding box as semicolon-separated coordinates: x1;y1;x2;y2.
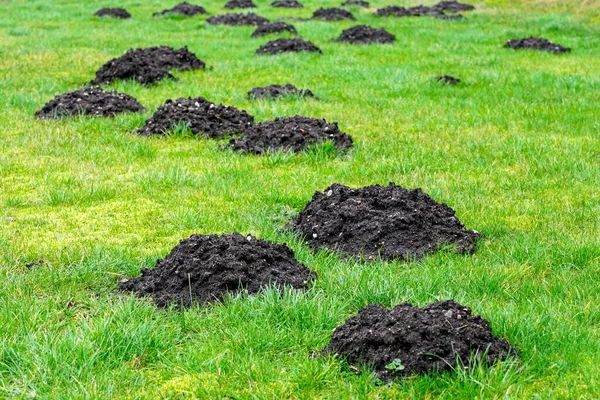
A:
432;0;475;12
153;2;207;16
271;0;303;7
35;87;144;119
290;183;482;261
138;97;253;137
434;13;465;20
90;46;205;85
322;300;515;381
230;115;352;154
505;37;571;54
341;0;370;7
256;38;322;55
94;8;131;19
436;75;460;85
312;7;355;21
120;233;315;308
225;0;257;8
207;13;269;25
376;5;439;17
248;84;313;99
251;22;297;37
336;25;395;44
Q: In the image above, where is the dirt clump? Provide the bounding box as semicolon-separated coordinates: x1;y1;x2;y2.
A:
336;25;395;44
90;46;205;85
322;300;515;381
225;0;257;8
290;183;481;261
271;0;303;7
120;233;315;308
256;38;322;55
312;7;355;21
432;0;475;12
248;84;313;99
436;75;460;85
35;87;144;119
94;8;131;19
207;13;269;25
251;22;297;37
342;0;370;7
434;13;465;20
504;37;571;54
230;115;352;154
138;97;253;137
376;5;440;17
153;2;207;16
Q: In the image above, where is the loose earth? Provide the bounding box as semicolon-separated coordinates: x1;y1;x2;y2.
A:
248;84;313;99
256;38;322;55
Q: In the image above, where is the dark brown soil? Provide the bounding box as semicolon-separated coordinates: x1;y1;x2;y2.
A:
225;0;257;9
505;37;571;54
312;7;355;21
137;97;253;137
207;13;269;25
35;87;144;119
432;0;475;13
120;233;315;308
336;25;395;44
90;46;205;85
434;13;465;20
436;75;460;85
290;183;482;261
153;2;207;16
271;0;303;7
256;38;322;55
341;0;370;7
248;84;313;99
376;5;440;17
230;115;353;154
251;22;297;37
322;300;516;381
94;8;131;19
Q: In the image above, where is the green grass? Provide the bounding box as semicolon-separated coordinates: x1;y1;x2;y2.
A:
1;0;599;398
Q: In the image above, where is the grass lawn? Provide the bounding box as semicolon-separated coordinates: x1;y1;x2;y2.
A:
1;0;599;398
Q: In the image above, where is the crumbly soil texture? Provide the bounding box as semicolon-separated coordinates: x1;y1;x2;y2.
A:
225;0;257;9
153;2;207;16
256;38;322;55
94;8;131;19
342;0;370;7
120;233;315;308
322;300;515;381
336;25;395;44
248;84;313;99
138;97;254;137
437;75;460;85
271;0;303;7
251;22;297;37
35;87;144;119
290;183;481;261
90;46;205;85
230;115;352;154
505;37;571;53
312;7;355;21
207;13;269;25
432;0;474;12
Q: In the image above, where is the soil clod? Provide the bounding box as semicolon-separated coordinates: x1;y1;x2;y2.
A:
248;84;313;99
432;0;475;13
271;0;303;7
336;25;395;44
436;75;460;85
94;8;131;19
290;183;481;261
225;0;257;9
251;22;297;37
35;87;144;119
120;233;315;308
230;115;352;154
504;37;571;54
90;46;205;85
207;13;269;25
256;38;322;55
312;7;355;21
322;300;515;381
153;2;207;16
341;0;370;7
138;97;253;137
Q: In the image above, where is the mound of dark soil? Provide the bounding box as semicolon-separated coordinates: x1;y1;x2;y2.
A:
312;7;355;21
207;12;269;25
437;75;460;85
94;8;131;19
336;25;395;44
90;46;205;85
271;0;303;7
256;38;322;55
376;5;439;17
341;0;370;7
322;300;515;381
230;115;352;154
434;13;465;20
35;87;144;119
225;0;256;8
290;183;481;261
138;97;253;137
432;0;475;12
251;22;297;37
120;233;315;308
153;2;207;16
248;84;313;99
505;37;571;54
